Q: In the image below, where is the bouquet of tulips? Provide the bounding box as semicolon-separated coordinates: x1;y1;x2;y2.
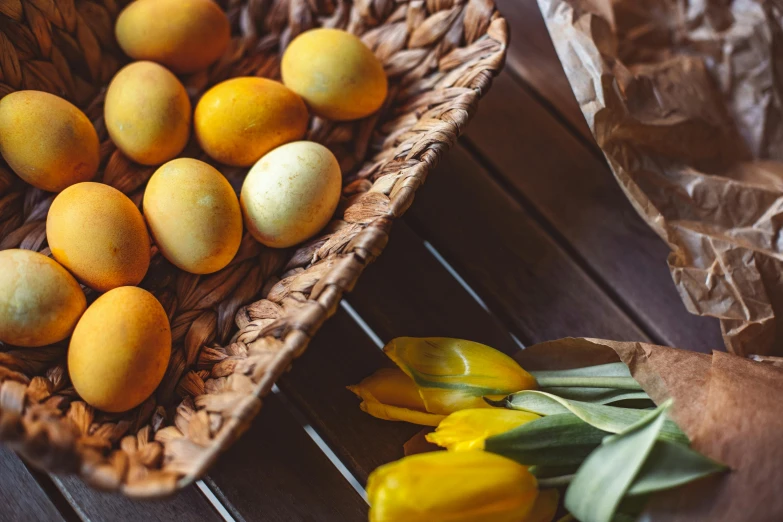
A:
350;337;783;522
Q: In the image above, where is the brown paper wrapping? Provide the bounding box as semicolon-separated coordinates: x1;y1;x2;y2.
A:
516;338;783;522
537;0;783;356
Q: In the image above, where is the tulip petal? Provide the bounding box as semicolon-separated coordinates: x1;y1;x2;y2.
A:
359;400;446;426
524;489;559;522
349;368;429;410
426;408;540;451
368;451;539;522
384;337;537;414
348;368;446;426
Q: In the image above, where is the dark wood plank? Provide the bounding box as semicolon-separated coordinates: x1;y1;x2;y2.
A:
405;144;649;345
0;446;68;522
205;394;366;522
277;309;421;485
496;0;592;140
463;72;723;352
349;222;521;354
53;477;221;522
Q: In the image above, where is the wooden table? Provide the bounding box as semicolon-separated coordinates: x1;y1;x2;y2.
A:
0;3;725;521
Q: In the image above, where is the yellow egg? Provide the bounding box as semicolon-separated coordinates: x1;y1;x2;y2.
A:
0;90;99;192
0;249;86;347
281;28;387;121
47;182;150;292
144;158;242;274
241;141;341;248
116;0;230;74
104;61;191;166
194;77;309;167
69;286;171;413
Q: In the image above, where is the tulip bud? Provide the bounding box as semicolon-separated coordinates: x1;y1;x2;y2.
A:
384;337;537;414
347;368;446;426
367;450;539;522
427;408;541;451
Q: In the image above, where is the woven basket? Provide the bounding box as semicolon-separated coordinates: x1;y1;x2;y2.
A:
0;0;507;497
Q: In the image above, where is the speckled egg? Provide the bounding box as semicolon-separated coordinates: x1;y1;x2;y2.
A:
104;61;191;166
116;0;231;74
47;182;151;292
241;141;341;248
281;28;387;121
68;286;171;413
0;249;86;347
194;77;309;167
0;90;99;192
144;158;242;274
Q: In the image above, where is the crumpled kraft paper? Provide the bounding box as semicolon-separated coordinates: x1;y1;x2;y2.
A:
537;0;783;356
516;338;783;522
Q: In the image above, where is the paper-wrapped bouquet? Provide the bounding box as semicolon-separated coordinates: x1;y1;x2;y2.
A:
349;337;783;521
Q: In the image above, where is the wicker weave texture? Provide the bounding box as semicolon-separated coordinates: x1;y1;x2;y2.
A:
0;0;507;497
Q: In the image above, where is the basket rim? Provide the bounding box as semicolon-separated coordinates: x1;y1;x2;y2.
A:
0;0;510;497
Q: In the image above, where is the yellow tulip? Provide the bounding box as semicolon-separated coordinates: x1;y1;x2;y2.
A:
384;337;537;414
426;408;541;451
347;368;446;426
367;450;539;522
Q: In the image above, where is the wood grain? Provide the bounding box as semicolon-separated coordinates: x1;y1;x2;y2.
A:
205;395;367;522
349;222;521;354
496;0;591;140
53;477;221;522
0;446;67;522
463;72;724;352
277;309;421;485
48;392;366;522
406;144;649;345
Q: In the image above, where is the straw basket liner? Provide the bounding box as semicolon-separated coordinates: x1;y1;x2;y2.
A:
0;0;507;497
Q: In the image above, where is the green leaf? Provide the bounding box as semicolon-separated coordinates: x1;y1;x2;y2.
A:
502;390;688;444
531;363;633;379
540;386;651;405
532;363;649;404
528;464;581;479
627;440;727;497
535;376;643;390
485;413;608;466
564;402;670;522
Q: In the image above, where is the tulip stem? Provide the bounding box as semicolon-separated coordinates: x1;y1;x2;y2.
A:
536;474;575;488
535;376;643;390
